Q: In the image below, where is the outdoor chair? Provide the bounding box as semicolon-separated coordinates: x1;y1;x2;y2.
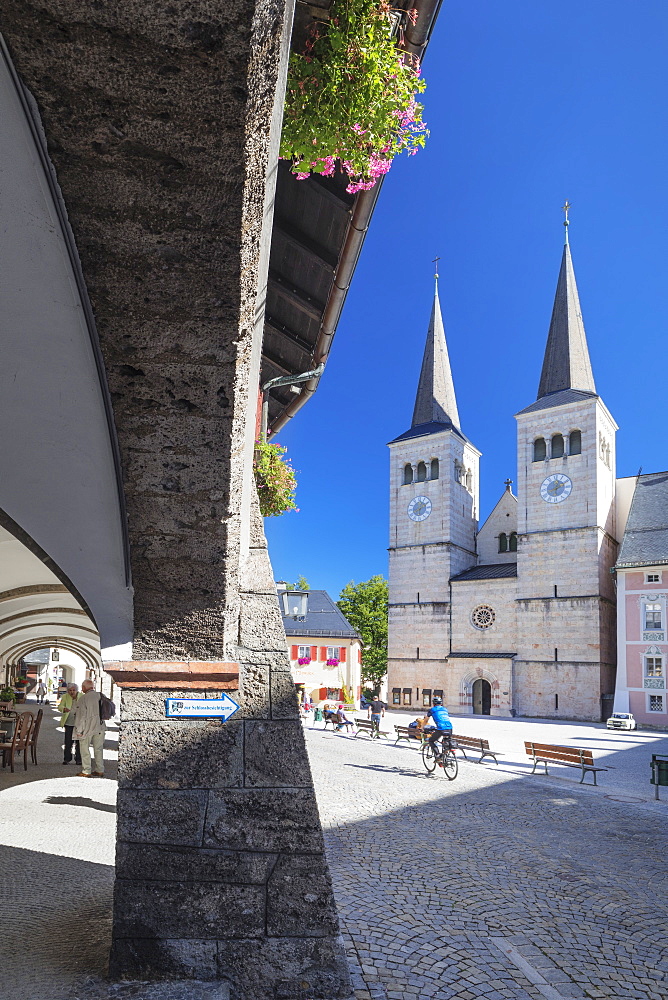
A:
28;708;44;765
0;701;14;713
1;711;34;773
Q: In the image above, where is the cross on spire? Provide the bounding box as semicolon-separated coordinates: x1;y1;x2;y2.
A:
432;255;440;280
562;199;571;244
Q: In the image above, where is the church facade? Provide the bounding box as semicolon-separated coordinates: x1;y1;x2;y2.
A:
387;230;620;721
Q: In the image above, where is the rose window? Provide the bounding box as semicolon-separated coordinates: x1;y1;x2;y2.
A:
471;605;495;630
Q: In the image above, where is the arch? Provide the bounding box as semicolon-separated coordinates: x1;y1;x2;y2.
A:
4;636;100;669
430;458;439;480
551;433;564;459
472;678;491;715
569;429;581;455
403;463;413;485
509;531;518;552
416;461;427;482
533;437;546;462
498;533;508;553
458;667;500;714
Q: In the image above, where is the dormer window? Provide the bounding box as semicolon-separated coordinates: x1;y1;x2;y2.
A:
533;437;546;462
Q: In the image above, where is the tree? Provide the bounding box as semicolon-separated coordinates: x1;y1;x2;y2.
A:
293;575;310;591
337;575;388;693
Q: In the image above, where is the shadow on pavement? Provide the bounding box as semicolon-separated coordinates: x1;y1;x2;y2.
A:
44;795;116;813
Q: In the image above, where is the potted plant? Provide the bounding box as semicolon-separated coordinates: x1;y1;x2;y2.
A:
0;687;15;704
254;439;298;517
281;0;428;192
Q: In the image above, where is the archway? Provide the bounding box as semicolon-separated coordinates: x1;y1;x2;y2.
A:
472;678;491;715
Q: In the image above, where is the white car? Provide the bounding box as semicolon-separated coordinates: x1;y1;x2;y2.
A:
606;712;637;731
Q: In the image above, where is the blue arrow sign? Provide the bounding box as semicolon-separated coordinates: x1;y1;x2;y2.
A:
165;693;240;721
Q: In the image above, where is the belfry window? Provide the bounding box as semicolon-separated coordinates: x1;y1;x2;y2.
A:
551;433;564;459
569;430;581;455
509;532;518;552
533;437;546;462
498;533;508;553
430;458;439;480
403;463;413;485
417;461;427;482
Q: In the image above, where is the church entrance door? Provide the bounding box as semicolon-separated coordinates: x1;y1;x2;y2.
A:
472;678;491;715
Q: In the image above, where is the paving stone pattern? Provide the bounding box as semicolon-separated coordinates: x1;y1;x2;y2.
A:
3;701;668;999
306;727;668;1000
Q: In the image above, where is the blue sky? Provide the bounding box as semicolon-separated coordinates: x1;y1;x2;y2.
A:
265;0;668;598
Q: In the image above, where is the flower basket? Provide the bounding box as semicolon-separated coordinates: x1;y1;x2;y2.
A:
326;658;340;667
297;657;312;666
254;440;298;517
281;0;428;193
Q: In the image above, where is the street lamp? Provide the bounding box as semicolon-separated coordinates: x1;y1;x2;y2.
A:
278;588;309;621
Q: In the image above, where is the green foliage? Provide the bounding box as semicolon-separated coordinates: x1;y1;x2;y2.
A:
280;0;427;193
0;687;15;703
337;575;388;690
254;440;298;517
293;575;310;591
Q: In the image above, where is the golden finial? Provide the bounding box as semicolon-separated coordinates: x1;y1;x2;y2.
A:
562;200;571;244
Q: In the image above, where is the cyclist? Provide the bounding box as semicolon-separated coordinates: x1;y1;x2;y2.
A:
422;697;453;763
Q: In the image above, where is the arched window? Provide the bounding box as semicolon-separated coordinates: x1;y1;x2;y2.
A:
551;433;564;459
465;469;472;490
498;533;508;553
417;461;427;482
403;463;413;485
509;532;518;552
569;430;581;455
430;458;439;480
533;437;546;462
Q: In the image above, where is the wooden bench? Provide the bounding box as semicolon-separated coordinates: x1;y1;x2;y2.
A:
322;711;353;732
524;741;607;785
451;732;500;765
394;724;423;745
354;718;391;740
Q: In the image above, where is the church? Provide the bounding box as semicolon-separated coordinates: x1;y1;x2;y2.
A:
387;220;622;721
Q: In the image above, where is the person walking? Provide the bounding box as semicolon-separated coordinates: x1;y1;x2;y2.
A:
367;695;386;737
75;680;106;777
35;680;47;704
58;683;82;765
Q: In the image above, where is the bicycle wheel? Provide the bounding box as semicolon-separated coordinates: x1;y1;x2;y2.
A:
442;750;458;781
421;741;437;773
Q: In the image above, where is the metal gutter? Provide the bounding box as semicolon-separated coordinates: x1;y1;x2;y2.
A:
268;0;444;437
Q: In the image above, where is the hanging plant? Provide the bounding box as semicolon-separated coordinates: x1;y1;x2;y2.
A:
281;0;427;193
254;439;299;517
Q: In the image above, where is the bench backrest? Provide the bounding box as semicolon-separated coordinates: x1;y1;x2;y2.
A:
524;741;593;766
452;733;489;751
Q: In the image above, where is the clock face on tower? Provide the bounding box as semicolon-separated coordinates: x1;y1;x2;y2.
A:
540;473;573;504
408;495;432;521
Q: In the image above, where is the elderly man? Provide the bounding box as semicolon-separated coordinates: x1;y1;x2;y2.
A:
75;679;106;778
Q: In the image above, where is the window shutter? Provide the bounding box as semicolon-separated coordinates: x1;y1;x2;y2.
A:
340;647;346;662
358;648;362;664
320;647;327;661
291;645;298;659
310;645;317;660
319;687;327;701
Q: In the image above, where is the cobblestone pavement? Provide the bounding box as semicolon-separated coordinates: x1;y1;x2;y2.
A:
3;700;668;999
305;725;668;1000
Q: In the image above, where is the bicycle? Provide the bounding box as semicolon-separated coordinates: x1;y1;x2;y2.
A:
421;732;458;780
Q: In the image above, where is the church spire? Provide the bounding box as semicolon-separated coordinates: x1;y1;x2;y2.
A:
536;206;596;399
412;270;461;428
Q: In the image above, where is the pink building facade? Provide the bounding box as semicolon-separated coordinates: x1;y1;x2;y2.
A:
613;473;668;726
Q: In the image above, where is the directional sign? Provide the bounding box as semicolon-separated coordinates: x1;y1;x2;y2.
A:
165;693;240;722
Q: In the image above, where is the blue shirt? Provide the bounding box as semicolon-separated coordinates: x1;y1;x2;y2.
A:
427;705;452;731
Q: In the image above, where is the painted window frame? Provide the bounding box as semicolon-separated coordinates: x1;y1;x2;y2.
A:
644;602;663;631
326;645;341;660
645;572;662;584
297;645;310;659
648;693;664;713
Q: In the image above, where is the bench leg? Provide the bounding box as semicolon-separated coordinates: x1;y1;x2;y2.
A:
580;767;597;786
481;751;498;765
530;757;539;774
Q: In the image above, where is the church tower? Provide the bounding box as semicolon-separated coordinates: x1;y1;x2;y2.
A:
387;276;480;709
514;211;617;720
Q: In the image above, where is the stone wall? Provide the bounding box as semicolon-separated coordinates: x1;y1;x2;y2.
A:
2;3;352;996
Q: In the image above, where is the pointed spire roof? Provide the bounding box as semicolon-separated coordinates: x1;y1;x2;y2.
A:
537;233;596;400
411;281;461;428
